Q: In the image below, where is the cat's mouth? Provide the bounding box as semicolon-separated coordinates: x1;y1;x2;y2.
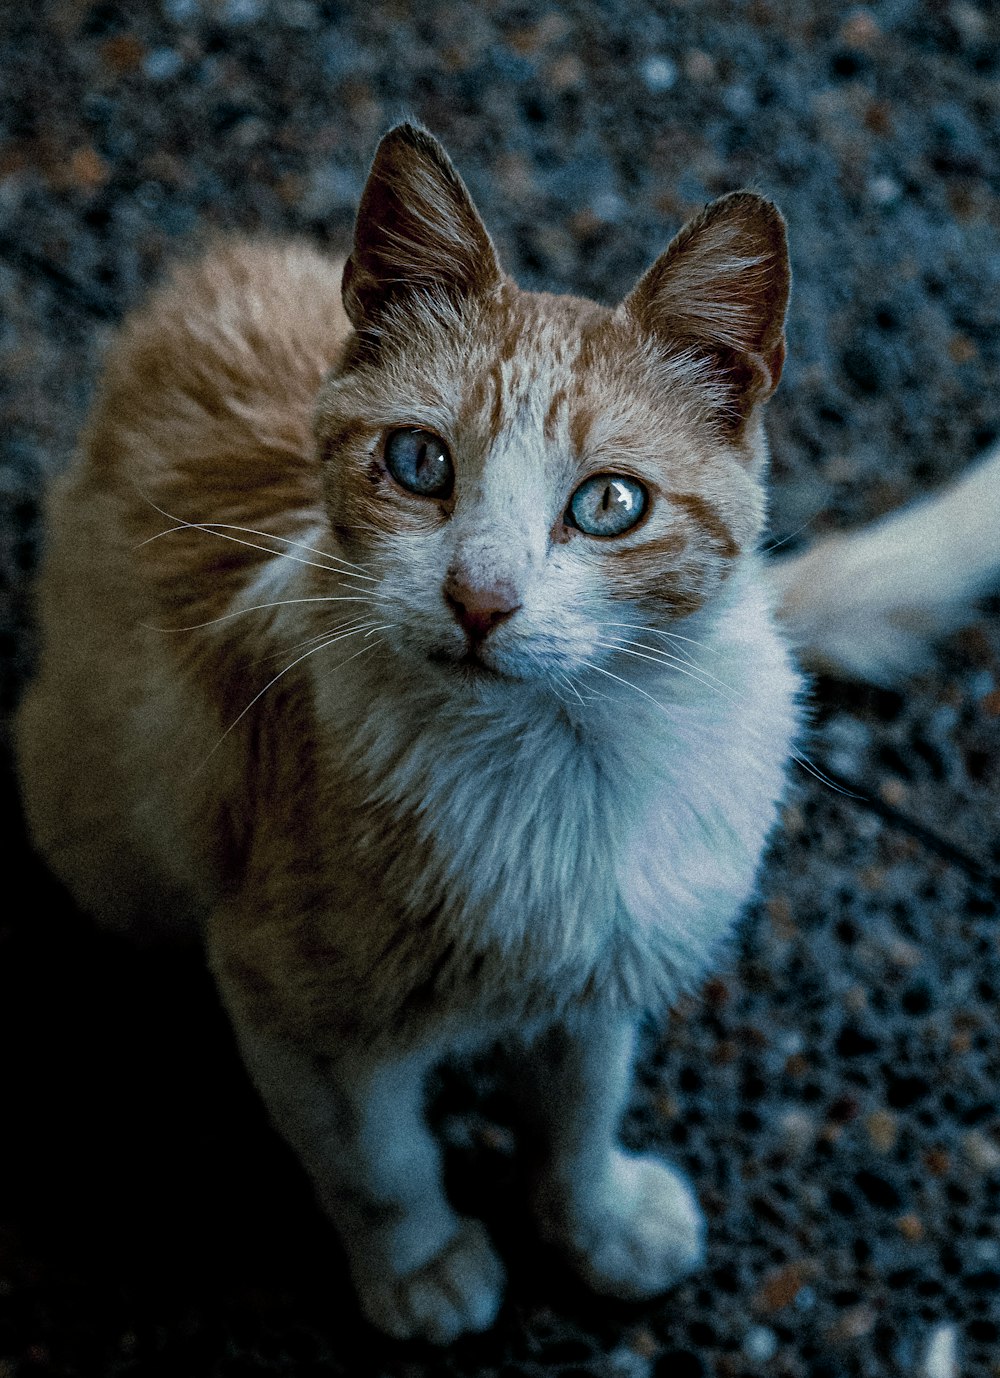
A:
428;647;517;683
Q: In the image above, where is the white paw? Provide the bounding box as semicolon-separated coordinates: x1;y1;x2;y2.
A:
537;1149;704;1300
357;1217;505;1344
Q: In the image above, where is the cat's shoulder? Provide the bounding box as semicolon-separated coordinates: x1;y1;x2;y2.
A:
88;234;348;451
69;238;348;609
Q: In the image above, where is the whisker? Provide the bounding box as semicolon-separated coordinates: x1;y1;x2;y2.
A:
547;679;571;706
579;658;672;714
312;635;390;686
599;635;738;698
790;748;862;797
143;595;385;633
135;492;377;580
198;635;345;769
198;625;393;772
139;521;369;580
260;617;384;661
555;671;588;707
194;523;378;580
763;513;821;555
604;621;719;656
211;525;374;576
137;492;375;575
587;652;851;801
593;638;735;703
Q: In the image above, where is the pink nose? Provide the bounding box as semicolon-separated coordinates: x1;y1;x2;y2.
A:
443;572;521;640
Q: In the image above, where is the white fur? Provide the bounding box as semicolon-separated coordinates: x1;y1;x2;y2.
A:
769;442;1000;683
225;1023;505;1343
310;555;801;1014
313;360;800;1021
10;208;810;1343
19;168;997;1340
205;530;799;1341
19;353;803;1344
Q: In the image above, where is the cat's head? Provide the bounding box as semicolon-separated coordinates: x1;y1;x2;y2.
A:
315;124;789;696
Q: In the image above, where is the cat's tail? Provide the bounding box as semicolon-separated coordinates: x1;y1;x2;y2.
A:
767;442;1000;685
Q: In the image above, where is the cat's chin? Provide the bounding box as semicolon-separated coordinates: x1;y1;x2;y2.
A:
427;647;520;687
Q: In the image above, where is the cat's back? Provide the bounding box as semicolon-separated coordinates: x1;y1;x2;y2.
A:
16;240;350;937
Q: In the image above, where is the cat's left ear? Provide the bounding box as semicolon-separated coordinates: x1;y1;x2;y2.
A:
623;192;790;433
342;123;502;332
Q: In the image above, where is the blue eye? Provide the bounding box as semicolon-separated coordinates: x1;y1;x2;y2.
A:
568;474;648;537
384;428;454;498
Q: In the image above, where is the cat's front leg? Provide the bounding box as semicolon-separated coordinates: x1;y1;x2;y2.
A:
214;990;504;1342
524;1011;704;1300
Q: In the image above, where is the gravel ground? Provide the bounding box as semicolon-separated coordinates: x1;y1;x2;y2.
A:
1;2;999;1376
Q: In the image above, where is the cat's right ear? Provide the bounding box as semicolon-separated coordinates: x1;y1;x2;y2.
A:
342;123;502;332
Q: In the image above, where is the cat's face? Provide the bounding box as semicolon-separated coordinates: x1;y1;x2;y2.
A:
315;125;789;695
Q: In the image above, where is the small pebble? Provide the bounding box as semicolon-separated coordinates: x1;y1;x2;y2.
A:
222;0;263;22
969;669;996;700
144;47;184;80
548;53;585;91
952;3;987;41
923;1324;958;1378
897;1213;925;1241
477;1120;516;1154
795;1284;817;1311
67;147;108;191
867;1109;898;1152
757;1261;807;1311
828;1303;877;1341
300;162;363;218
627;1327;659;1358
590;190;626;224
840;10;881;47
723;84;755;116
870;175;902;206
930;702;960;734
743;1326;779;1362
964;1129;1000;1172
280;0;318;25
135;181;164;212
640;55;677;93
608;1344;654;1378
924;1147;950;1177
684;49;715;81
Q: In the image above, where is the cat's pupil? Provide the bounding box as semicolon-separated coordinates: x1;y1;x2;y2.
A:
419;441;444;481
385;428;454;499
568;473;648;537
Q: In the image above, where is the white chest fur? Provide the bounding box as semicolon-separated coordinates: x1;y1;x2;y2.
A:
312;565;803;1015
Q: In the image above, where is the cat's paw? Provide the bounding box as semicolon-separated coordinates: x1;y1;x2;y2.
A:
536;1149;704;1301
357;1217;505;1344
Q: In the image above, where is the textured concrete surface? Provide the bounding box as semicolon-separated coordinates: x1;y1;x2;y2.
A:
1;3;999;1375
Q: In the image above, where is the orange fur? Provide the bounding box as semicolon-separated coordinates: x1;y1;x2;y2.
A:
16;123;803;1341
17;178;778;1016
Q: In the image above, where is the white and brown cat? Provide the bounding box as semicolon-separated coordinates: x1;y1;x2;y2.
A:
15;123;999;1343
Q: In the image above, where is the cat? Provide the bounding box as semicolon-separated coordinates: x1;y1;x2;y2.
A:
14;122;1000;1344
